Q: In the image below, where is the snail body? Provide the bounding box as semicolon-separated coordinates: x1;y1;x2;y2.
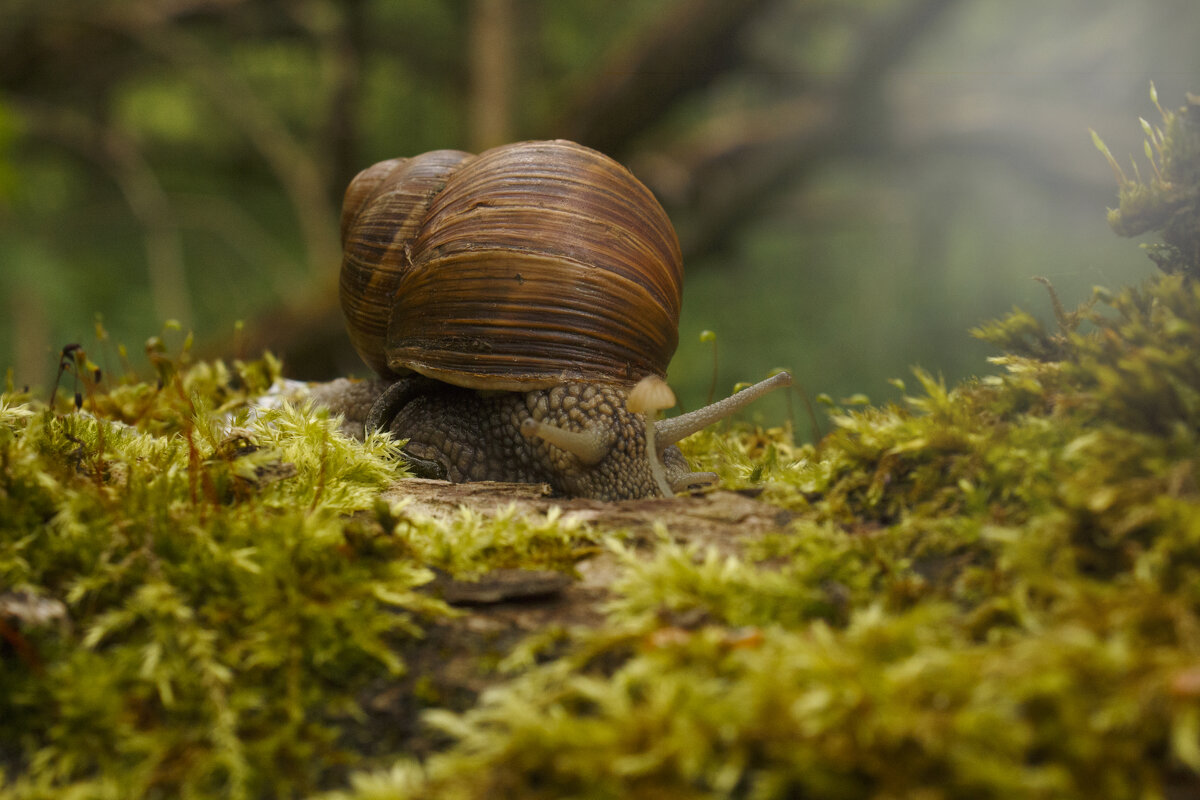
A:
338;139;789;500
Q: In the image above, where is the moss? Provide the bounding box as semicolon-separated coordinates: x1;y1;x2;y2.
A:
0;351;454;797
309;268;1200;798
387;504;601;578
0;340;619;797
323;95;1200;799
6;92;1200;798
1094;86;1200;277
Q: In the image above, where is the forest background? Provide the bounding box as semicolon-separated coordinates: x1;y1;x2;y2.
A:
1;0;1198;433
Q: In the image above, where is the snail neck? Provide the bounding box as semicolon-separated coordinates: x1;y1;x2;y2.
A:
359;371;790;501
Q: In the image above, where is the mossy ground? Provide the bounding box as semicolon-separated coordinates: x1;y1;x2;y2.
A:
5;93;1200;799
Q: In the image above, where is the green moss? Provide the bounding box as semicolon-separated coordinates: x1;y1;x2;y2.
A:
387;504;601;578
324;97;1200;799
7;93;1200;798
0;352;453;798
311;269;1200;800
0;342;625;797
1094;86;1200;277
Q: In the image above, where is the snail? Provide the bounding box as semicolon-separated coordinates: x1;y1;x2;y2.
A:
337;139;790;500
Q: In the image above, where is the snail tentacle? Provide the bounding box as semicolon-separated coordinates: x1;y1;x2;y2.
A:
655;371;792;447
669;470;719;493
338;139;792;500
519;417;613;466
627;376;678;497
641;418;675;497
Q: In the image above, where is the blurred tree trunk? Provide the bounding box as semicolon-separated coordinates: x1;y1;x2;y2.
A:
10;285;48;393
325;0;369;201
468;0;515;151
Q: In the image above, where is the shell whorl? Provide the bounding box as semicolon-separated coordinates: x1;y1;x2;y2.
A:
339;139;683;390
339;150;474;377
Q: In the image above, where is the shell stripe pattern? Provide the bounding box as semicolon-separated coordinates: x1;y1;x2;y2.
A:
339;140;683;390
339;150;474;377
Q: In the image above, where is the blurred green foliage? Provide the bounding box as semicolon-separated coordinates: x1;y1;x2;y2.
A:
2;0;1200;425
2;86;1200;796
6;88;1200;793
322;96;1200;798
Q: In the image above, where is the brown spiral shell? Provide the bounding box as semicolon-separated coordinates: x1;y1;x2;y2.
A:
339;139;683;391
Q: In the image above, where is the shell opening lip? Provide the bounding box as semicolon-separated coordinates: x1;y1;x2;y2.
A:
388;360;660;393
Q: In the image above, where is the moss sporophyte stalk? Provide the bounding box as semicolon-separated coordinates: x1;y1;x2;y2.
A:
4;89;1200;798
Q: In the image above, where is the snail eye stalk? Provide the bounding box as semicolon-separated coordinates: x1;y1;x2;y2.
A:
655;372;793;446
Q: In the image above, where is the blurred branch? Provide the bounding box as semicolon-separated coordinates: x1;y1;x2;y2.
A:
322;0;369;199
835;0;960;101
109;11;341;286
171;192;304;301
890;89;1118;194
468;0;515;150
552;0;779;156
120;0;256;25
636;0;966;258
12;98;193;327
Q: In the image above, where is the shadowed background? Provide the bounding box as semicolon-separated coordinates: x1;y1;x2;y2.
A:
1;0;1198;435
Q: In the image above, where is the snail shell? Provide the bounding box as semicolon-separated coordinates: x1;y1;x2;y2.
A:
338;140;683;391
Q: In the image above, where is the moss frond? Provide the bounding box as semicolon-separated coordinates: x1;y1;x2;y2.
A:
10;91;1200;799
1100;87;1200;276
332;240;1200;799
0;354;443;797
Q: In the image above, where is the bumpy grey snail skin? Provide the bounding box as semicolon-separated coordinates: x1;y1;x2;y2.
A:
334;138;792;500
347;372;791;501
